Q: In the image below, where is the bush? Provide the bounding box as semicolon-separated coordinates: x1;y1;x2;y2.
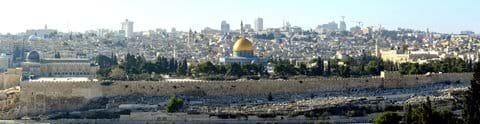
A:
165;96;184;113
404;98;463;124
257;113;277;118
287;112;301;118
304;111;319;118
345;110;366;117
383;105;403;112
214;113;242;119
374;112;402;124
267;92;273;101
199;75;227;80
245;75;260;80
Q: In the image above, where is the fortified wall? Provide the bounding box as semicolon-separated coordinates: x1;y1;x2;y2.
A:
0;68;22;90
14;72;473;116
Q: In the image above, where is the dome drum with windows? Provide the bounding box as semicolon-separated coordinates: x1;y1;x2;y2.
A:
232;38;254;57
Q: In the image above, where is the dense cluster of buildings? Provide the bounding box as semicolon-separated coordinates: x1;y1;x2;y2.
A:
0;18;478;85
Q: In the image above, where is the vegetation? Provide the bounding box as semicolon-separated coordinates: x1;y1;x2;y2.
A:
267;92;273;101
54;52;61;58
403;98;462;124
373;59;479;124
256;113;277;118
463;60;480;124
96;54;189;80
374;112;402;124
165;96;184;113
269;57;472;78
191;62;265;78
345;110;366;117
398;58;472;75
96;53;473;80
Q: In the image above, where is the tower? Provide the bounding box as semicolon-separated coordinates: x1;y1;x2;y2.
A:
339;16;347;31
240;20;244;37
220;20;230;34
188;28;192;48
254;18;263;32
121;19;134;38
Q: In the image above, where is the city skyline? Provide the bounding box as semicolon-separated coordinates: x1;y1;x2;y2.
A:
0;0;478;34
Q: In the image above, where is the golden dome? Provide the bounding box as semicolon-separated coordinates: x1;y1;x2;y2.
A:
233;38;254;51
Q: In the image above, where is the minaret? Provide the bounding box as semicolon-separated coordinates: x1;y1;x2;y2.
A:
188;28;192;48
173;44;177;59
240;20;244;37
426;28;431;42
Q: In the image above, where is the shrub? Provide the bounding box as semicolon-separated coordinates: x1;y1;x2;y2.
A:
165;96;184;113
287;112;301;118
345;110;365;117
257;113;277;118
374;112;402;124
267;92;273;101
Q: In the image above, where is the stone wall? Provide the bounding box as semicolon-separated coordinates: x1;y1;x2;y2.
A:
0;68;22;90
15;72;473;116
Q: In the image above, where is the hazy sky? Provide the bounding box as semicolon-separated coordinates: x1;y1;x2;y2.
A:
0;0;478;34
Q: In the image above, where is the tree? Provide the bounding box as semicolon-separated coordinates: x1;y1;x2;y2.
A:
374;112;402;124
365;59;384;75
403;97;462;124
96;68;111;79
111;53;118;66
227;63;243;77
267;92;273;101
95;55;113;69
168;58;177;73
310;57;324;76
165;95;184;113
109;67;126;80
404;105;414;124
338;65;351;77
54;52;61;58
463;61;480;124
177;58;188;76
274;63;296;77
192;61;218;75
298;63;308;75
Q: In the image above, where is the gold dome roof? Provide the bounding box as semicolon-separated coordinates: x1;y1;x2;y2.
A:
233;38;254;51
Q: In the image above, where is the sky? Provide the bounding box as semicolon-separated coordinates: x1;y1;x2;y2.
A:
0;0;478;34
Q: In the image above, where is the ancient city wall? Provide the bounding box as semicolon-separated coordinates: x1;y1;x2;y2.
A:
15;72;473;116
0;68;22;90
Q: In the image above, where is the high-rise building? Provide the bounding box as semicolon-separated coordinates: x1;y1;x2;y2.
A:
339;21;346;31
121;19;134;38
221;20;230;34
254;18;263;32
339;16;347;31
244;24;252;32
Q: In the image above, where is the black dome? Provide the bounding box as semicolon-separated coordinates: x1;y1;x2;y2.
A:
27;51;40;62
